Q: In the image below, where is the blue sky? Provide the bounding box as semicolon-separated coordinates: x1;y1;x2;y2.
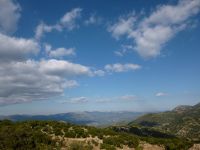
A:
0;0;200;115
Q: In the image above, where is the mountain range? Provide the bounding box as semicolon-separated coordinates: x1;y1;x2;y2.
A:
0;111;145;126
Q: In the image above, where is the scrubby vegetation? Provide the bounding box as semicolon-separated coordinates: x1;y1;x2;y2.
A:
111;126;193;150
0;119;196;150
129;102;200;142
0;120;56;150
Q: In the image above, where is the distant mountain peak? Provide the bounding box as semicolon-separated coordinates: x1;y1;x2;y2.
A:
130;102;200;141
194;102;200;108
172;105;192;113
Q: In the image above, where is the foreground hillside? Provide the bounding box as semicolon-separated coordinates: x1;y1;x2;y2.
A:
129;102;200;142
0;120;196;150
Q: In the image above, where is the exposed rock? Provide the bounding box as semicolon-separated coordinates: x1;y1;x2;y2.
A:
189;144;200;150
172;105;192;113
139;142;165;150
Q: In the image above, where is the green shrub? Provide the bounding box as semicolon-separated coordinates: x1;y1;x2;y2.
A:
100;143;116;150
69;142;93;150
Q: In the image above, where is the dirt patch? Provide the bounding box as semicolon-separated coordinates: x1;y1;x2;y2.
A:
116;145;135;150
139;142;165;150
189;144;200;150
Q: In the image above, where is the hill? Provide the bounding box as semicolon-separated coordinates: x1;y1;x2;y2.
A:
129;102;200;142
0;111;144;127
0;120;195;150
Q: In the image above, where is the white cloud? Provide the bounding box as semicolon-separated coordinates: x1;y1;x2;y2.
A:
133;25;174;58
0;33;40;62
63;97;88;104
0;31;109;106
95;94;137;103
0;0;21;34
155;92;168;97
0;59;92;105
35;23;62;40
44;44;75;58
49;48;75;58
114;51;124;57
114;45;134;57
105;63;141;73
0;4;123;106
61;94;138;105
120;95;136;101
142;0;200;26
39;59;92;77
93;70;105;76
109;0;200;58
108;14;136;40
84;13;102;25
35;8;82;40
95;98;112;103
63;80;79;88
60;8;82;30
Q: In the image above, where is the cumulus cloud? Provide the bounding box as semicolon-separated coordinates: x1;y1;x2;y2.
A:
63;80;79;88
35;23;62;40
0;30;107;106
35;8;82;40
0;0;21;34
0;4;131;106
0;59;92;105
108;14;136;40
105;63;141;73
44;44;75;58
60;8;82;29
142;0;200;26
93;70;105;76
109;0;200;58
155;92;168;97
133;25;174;58
39;59;92;77
49;48;75;58
0;33;40;62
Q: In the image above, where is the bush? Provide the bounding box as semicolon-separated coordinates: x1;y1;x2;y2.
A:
0;120;56;149
65;131;76;138
69;142;93;150
91;139;98;146
100;143;116;150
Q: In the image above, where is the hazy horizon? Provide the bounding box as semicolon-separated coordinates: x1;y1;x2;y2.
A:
0;0;200;115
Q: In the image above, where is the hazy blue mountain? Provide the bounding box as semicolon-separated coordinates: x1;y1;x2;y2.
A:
0;111;145;126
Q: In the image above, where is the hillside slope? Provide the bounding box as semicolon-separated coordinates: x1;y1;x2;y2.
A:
0;120;194;150
129;102;200;141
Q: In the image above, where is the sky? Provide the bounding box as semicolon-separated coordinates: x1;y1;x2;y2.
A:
0;0;200;115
